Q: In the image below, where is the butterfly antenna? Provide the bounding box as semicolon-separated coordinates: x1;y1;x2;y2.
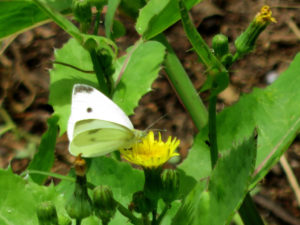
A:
151;128;167;132
146;114;169;131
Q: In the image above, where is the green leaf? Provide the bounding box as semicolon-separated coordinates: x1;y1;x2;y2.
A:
179;53;300;188
119;0;146;19
136;0;201;40
105;0;121;39
0;0;72;41
0;169;66;225
154;34;208;130
49;38;98;135
113;40;166;115
33;0;84;42
49;38;165;135
28;115;59;184
173;134;257;225
111;19;126;39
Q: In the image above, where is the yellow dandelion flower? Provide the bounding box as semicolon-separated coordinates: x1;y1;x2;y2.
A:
255;5;277;24
120;131;180;169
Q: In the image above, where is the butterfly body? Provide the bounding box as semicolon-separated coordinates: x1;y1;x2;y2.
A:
68;84;145;157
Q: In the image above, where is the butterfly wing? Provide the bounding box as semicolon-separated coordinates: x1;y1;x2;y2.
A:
67;84;133;141
69;119;136;157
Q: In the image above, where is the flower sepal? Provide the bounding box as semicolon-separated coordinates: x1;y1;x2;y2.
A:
93;185;117;224
37;201;59;225
161;169;180;204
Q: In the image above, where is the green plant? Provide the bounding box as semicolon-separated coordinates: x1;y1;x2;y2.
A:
0;1;299;225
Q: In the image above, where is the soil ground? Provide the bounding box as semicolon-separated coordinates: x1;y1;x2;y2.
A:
0;0;300;224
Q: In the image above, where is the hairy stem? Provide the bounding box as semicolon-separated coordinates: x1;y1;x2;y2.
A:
208;95;218;168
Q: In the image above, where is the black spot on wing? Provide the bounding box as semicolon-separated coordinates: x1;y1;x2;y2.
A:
87;107;92;113
88;129;101;134
74;85;94;94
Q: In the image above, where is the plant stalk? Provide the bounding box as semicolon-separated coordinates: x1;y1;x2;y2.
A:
208;95;218;168
93;10;101;35
156;204;170;225
151;209;157;225
76;219;81;225
116;201;142;225
89;50;110;95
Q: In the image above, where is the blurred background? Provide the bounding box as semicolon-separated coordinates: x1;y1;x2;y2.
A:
0;0;300;224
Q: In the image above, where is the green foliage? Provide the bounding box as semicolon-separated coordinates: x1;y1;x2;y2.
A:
179;53;300;189
174;133;257;225
0;0;72;41
105;0;121;39
0;169;66;225
28;116;59;184
1;0;299;224
136;0;201;40
112;40;166;115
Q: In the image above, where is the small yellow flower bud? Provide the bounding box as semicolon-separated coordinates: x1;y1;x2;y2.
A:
234;5;276;58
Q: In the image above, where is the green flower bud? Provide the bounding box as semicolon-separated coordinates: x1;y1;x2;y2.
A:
234;5;276;58
131;191;155;215
36;201;59;225
93;185;117;223
212;34;229;59
161;169;180;203
72;0;92;33
65;175;93;220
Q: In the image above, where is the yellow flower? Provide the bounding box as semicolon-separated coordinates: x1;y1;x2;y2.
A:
255;5;277;24
120;131;180;169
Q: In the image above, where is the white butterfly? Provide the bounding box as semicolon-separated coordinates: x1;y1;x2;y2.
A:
67;84;145;157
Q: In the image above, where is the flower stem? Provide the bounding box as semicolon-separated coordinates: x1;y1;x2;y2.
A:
89;50;110;96
93;10;101;35
151;209;157;225
208;95;218;168
142;214;151;225
115;200;142;225
156;204;170;225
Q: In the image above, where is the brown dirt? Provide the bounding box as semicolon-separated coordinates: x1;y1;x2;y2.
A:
0;0;300;224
